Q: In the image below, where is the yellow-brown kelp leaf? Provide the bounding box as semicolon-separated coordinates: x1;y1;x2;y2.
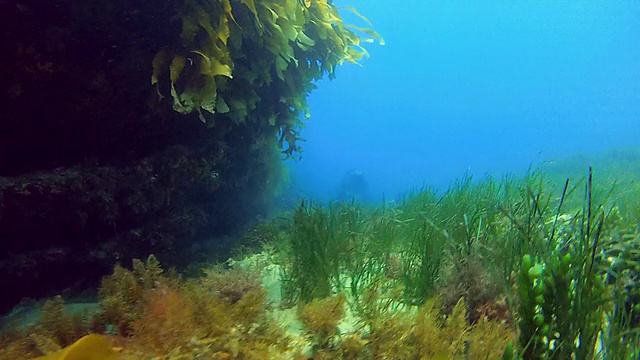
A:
313;0;343;24
191;50;233;78
179;12;200;43
151;50;167;86
221;0;238;25
169;55;187;110
275;56;288;80
296;30;315;46
193;2;218;42
284;0;305;20
346;24;385;45
200;76;219;114
345;46;368;64
278;19;298;41
169;55;186;84
34;334;118;360
172;87;198;114
216;94;230;113
218;14;231;45
240;0;261;26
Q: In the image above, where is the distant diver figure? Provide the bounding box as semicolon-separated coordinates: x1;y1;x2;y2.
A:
338;170;369;203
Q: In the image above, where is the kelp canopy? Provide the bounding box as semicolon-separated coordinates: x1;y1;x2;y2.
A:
0;0;380;313
152;0;383;157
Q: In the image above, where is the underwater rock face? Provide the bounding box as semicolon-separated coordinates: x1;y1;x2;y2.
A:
0;1;276;314
0;0;186;176
0;145;225;313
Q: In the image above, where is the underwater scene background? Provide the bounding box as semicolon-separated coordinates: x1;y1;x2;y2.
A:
0;0;639;359
290;0;640;203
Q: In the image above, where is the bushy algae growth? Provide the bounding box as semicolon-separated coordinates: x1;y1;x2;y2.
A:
151;0;383;157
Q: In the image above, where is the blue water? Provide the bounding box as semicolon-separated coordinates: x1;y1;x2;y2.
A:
288;0;640;203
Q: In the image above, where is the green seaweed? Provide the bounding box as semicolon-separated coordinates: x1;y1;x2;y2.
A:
151;0;383;157
280;202;362;304
511;168;614;359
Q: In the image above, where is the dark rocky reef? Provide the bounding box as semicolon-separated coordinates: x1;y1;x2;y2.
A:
0;1;279;313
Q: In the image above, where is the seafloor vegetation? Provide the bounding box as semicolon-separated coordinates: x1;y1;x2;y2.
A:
3;0;637;358
1;166;639;359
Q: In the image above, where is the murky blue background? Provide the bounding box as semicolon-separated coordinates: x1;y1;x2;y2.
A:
287;1;640;203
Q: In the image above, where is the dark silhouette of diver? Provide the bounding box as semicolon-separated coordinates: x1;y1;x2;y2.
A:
337;170;369;203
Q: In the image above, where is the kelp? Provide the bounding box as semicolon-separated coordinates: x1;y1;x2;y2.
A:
151;0;382;157
34;335;117;360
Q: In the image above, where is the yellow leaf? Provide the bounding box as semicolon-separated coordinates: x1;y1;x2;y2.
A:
34;334;117;360
200;77;218;114
151;50;167;85
275;56;288;80
216;94;230;113
316;1;342;23
263;5;279;22
193;4;217;42
172;89;194;114
240;0;261;25
180;14;199;42
221;0;239;26
346;24;385;45
191;51;233;78
218;14;230;45
169;55;186;84
279;21;297;41
197;109;207;123
210;59;233;78
297;31;315;46
284;0;303;19
280;43;295;62
170;85;181;109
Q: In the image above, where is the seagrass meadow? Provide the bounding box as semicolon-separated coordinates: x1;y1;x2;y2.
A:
1;165;639;359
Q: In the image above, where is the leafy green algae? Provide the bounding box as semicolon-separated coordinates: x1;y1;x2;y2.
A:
151;0;383;157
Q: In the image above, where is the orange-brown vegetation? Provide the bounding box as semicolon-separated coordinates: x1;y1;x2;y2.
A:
0;256;291;360
0;256;515;360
